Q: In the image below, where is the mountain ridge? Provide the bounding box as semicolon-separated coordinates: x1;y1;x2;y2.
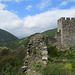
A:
0;29;18;44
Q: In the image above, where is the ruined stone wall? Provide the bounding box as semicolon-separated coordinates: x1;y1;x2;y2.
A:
46;37;57;46
27;34;48;65
57;17;75;47
55;31;61;45
57;18;63;32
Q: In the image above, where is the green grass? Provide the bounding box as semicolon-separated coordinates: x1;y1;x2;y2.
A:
42;28;57;37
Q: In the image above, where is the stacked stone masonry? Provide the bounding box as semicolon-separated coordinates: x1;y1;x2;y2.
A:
27;34;48;65
56;17;75;48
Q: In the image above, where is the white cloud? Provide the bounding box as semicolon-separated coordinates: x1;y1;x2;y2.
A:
0;3;6;10
26;5;32;10
60;0;75;6
37;0;51;10
0;7;75;38
60;1;68;6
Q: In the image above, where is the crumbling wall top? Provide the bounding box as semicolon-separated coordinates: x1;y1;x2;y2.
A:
58;17;65;22
58;17;75;22
71;18;75;21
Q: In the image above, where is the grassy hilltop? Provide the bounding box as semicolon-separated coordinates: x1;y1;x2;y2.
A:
42;28;57;37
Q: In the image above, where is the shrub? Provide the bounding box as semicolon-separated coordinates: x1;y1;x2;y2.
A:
41;63;69;75
15;47;27;60
0;48;9;56
65;46;75;59
47;46;59;57
2;64;12;75
32;49;36;55
34;62;42;71
22;56;30;62
72;62;75;71
48;56;54;62
65;63;72;71
0;55;21;71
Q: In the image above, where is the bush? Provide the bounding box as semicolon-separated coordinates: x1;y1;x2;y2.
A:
2;64;12;75
32;49;36;55
48;56;54;62
47;46;59;57
41;63;69;75
0;55;21;71
72;62;75;71
22;56;30;62
0;48;9;56
34;62;42;71
65;63;72;71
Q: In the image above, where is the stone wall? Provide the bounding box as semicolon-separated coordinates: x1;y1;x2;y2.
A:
27;34;48;65
46;37;57;46
56;17;75;48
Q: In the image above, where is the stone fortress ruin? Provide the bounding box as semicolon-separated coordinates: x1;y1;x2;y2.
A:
25;17;75;67
25;17;75;66
22;17;75;73
55;17;75;48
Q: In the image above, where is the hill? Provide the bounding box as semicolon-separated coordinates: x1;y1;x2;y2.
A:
0;29;18;44
42;28;57;37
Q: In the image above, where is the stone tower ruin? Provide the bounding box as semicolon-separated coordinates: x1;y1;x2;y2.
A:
55;17;75;48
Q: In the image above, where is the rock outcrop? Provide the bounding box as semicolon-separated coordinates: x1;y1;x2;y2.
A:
27;33;48;65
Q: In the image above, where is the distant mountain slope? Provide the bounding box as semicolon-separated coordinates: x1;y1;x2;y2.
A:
5;28;57;50
5;33;39;50
4;28;57;50
42;28;57;37
0;29;18;44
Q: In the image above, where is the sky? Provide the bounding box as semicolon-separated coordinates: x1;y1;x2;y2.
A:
0;0;75;38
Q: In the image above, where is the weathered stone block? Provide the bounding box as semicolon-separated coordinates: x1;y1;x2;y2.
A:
42;51;48;55
42;56;48;61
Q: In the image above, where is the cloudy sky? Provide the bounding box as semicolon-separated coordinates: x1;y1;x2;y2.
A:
0;0;75;38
